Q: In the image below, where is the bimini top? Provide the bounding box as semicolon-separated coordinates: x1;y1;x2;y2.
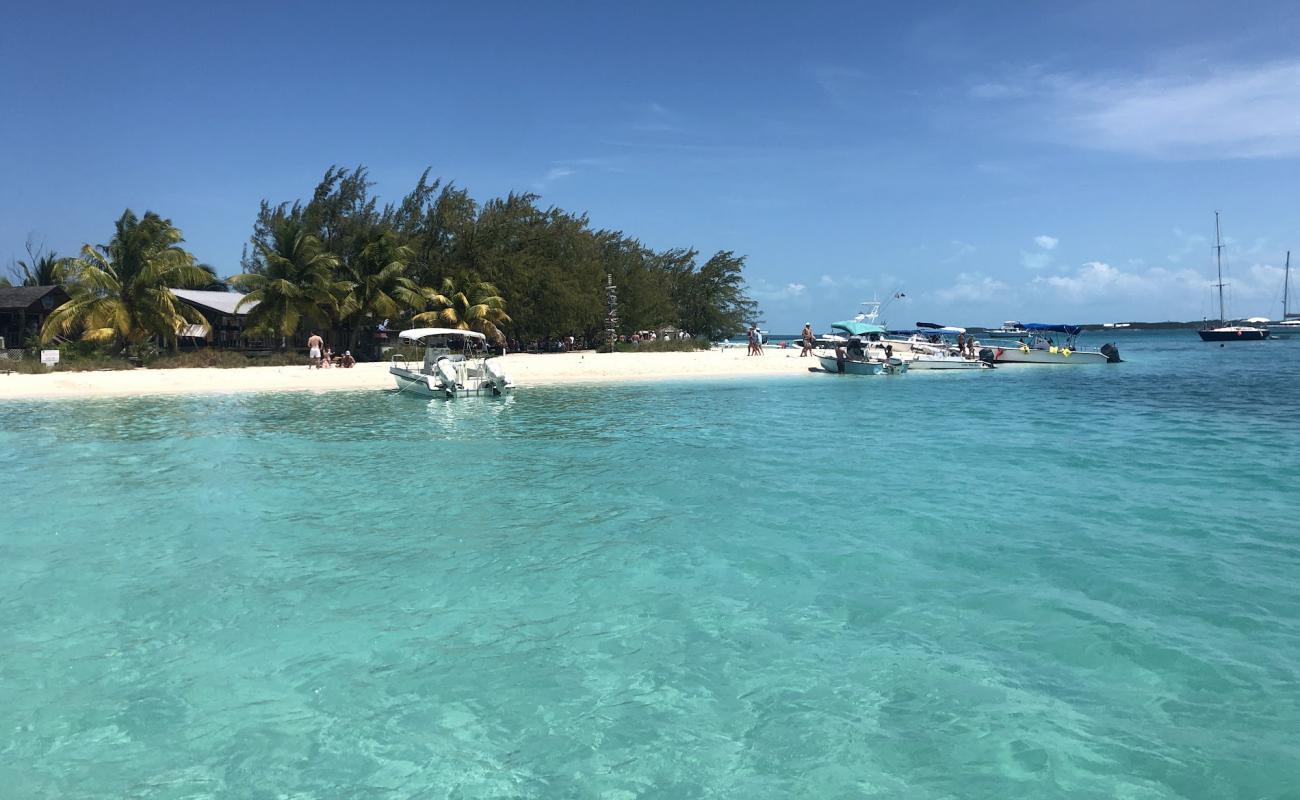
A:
890;327;966;336
398;327;487;341
831;320;886;335
1024;323;1082;336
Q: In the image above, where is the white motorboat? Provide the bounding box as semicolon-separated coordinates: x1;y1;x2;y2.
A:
1267;250;1299;338
389;328;513;398
982;320;1028;339
982;324;1121;364
811;320;907;375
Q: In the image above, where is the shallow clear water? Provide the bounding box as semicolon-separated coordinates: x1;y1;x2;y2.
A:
3;332;1299;798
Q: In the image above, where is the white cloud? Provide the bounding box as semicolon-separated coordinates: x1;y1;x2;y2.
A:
971;59;1300;159
932;272;1010;304
544;166;576;181
1030;260;1285;317
1034;235;1058;250
1020;250;1052;270
750;280;808;302
943;240;977;263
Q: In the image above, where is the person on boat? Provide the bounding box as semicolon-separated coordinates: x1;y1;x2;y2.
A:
800;323;814;356
956;333;966;354
341;351;355;368
307;332;323;369
884;343;893;361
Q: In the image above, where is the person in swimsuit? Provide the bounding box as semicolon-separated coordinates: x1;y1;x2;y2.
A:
307;332;324;368
800;323;814;356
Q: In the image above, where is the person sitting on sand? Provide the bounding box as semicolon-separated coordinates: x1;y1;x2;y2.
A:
321;347;333;369
341;351;355;368
307;332;323;369
800;323;814;357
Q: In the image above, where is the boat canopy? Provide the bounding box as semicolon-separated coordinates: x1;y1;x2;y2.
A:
1023;323;1082;335
398;327;488;341
831;320;886;335
890;327;965;336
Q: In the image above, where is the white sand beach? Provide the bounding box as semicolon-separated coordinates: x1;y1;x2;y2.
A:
0;347;819;400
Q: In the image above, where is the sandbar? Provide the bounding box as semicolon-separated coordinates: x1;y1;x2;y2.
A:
0;347;819;400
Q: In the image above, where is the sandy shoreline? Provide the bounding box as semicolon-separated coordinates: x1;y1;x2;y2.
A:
0;348;820;400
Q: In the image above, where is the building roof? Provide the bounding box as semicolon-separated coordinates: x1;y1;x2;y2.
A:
169;288;258;315
0;285;67;311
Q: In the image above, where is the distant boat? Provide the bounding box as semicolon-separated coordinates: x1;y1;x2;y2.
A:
1198;212;1269;342
1267;251;1300;338
983;320;1027;339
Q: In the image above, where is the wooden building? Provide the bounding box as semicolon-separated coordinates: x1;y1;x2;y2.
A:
0;286;70;351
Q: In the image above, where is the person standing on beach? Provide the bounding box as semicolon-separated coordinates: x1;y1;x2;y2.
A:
307;332;323;369
747;325;757;356
800;323;814;356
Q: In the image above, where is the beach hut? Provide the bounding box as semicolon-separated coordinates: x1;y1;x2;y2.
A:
0;285;70;352
168;288;261;349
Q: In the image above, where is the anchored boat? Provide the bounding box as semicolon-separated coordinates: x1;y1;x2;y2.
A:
389;328;513;398
1198;212;1269;342
981;324;1121;364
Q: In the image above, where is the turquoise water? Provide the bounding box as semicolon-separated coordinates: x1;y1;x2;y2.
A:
3;332;1299;798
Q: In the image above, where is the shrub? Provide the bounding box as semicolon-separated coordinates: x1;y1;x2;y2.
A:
608;338;712;353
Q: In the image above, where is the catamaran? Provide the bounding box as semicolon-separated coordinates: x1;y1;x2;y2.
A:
389;328;513;398
1268;250;1300;338
1198;213;1269;341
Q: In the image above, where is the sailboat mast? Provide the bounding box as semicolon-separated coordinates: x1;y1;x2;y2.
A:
1285;250;1291;319
1214;212;1225;323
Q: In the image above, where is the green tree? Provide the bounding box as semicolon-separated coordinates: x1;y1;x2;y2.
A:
14;241;71;287
41;210;211;352
339;226;422;352
231;219;343;349
413;277;511;343
671;250;758;341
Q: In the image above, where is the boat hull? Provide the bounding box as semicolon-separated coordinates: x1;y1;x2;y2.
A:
391;366;511;398
1197;327;1269;341
907;356;988;370
987;346;1110;364
813;353;908;375
1267;322;1300;338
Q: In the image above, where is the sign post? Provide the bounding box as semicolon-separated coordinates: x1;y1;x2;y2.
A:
41;350;60;366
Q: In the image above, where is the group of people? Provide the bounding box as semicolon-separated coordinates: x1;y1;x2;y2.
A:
747;324;765;356
953;332;978;359
306;332;356;369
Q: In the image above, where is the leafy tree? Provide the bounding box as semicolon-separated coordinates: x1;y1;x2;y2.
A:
41;210;211;352
14;241;71;287
231;218;343;349
339;226;422;351
413;277;511;343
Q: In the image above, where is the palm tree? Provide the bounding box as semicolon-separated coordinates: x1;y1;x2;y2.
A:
16;247;71;287
412;277;511;343
340;227;422;352
41;210;211;352
231;219;343;350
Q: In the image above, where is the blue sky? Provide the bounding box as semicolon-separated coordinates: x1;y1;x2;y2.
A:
4;0;1300;330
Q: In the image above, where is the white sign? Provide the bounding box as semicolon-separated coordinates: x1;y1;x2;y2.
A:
41;350;60;366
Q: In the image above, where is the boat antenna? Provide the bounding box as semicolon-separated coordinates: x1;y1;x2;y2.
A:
1213;211;1226;324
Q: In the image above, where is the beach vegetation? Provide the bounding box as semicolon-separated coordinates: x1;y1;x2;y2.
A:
412;277;511;343
40;210;212;353
231;218;344;349
241;166;759;348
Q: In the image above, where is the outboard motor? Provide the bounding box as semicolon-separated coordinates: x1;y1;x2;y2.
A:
1100;343;1123;363
978;347;997;366
483;359;509;395
434;357;460;392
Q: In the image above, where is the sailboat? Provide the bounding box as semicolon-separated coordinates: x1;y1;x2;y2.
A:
1197;212;1269;342
1267;251;1300;338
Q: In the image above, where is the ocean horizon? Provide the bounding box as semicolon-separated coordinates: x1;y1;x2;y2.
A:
3;330;1298;798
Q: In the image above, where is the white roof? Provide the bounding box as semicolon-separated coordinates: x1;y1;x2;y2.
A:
398;327;487;341
170;288;258;315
